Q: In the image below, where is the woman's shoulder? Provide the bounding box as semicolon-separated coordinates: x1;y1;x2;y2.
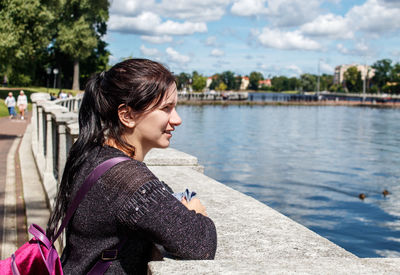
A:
96;146;158;194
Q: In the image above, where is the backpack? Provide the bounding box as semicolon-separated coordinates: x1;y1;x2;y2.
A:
0;157;130;275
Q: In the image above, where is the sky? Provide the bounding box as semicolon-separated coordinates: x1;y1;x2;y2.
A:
105;0;400;78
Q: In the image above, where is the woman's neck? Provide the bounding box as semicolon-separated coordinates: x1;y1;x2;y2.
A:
104;138;145;161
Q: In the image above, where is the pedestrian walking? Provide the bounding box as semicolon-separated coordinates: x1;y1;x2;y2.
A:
4;92;16;119
17;90;28;120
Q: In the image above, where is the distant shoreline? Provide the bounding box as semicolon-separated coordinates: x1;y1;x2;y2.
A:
178;100;400;108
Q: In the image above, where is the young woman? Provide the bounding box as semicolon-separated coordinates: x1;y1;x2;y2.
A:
47;59;217;274
17;90;28;120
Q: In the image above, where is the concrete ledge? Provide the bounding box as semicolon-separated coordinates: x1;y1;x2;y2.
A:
19;124;50;229
149;166;353;261
148;165;399;274
149;258;400;274
145;148;199;166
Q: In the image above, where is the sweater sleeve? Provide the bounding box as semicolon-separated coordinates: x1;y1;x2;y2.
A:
116;179;217;260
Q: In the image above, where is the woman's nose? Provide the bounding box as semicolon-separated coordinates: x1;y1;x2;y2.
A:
170;108;182;126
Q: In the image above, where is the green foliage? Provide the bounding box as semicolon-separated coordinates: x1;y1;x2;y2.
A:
57;17;97;60
329;84;344;93
249;71;264;90
192;73;207;92
176;72;191;91
0;99;10;117
344;66;362;93
0;0;54;85
0;0;110;90
372;59;392;92
220;71;236;90
216;82;227;91
9;73;32;87
300;74;317;92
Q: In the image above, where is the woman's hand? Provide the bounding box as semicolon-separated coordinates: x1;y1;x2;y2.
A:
181;197;208;216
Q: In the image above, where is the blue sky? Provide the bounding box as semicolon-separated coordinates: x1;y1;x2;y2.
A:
105;0;400;77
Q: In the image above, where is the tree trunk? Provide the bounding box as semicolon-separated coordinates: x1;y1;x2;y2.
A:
72;58;80;91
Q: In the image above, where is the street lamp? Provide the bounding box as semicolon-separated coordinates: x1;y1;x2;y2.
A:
46;67;51;92
53;68;59;89
317;59;321;98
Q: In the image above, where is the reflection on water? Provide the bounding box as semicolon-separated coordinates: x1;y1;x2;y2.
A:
171;105;400;257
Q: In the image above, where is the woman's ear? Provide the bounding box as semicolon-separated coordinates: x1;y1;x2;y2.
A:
118;104;136;128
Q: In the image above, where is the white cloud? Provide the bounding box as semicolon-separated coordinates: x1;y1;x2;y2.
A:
255;28;322;51
286;65;302;75
110;0;229;22
156;20;207;35
231;0;320;27
231;0;268;16
210;49;225;57
337;43;349;55
266;0;321;27
300;14;353;39
141;35;173;44
336;42;373;56
166;47;190;65
346;0;400;34
205;36;218;46
108;12;161;34
108;12;207;35
140;45;160;56
157;0;230;22
110;0;155;16
320;61;334;74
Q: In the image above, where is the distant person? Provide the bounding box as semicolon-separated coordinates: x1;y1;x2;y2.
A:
50;93;57;101
4;92;16;119
17;90;28;120
3;75;8;87
58;90;67;99
67;92;73;98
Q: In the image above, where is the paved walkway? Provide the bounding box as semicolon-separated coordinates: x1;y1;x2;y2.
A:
0;115;30;259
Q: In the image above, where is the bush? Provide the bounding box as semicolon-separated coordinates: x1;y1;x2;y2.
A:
9;73;32;87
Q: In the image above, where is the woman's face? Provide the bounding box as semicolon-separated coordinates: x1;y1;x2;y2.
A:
129;83;182;156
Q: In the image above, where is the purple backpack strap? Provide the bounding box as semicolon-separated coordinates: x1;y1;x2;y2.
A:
53;156;130;241
87;237;128;275
53;156;130;274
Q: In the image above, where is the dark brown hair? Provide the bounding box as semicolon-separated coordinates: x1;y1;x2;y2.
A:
47;58;175;238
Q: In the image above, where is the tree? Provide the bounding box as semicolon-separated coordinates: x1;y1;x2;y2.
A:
216;82;227;91
192;72;207;92
344;66;362;93
249;71;264;90
176;72;191;91
372;59;392;93
300;74;317;92
234;75;242;90
209;74;221;90
0;0;54;85
220;71;236;90
55;0;109;90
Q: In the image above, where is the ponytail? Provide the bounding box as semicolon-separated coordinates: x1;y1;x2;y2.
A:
47;58;175;238
47;73;106;238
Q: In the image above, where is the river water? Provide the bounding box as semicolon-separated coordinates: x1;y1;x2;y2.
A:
171;105;400;258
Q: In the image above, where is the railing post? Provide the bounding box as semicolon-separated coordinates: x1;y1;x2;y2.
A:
53;113;78;184
42;103;68;207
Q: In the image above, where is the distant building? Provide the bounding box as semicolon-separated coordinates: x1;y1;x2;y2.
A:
334;64;375;85
240;76;249;90
258;79;272;88
206;75;219;89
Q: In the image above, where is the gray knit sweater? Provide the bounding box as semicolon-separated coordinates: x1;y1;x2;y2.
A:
61;146;217;274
